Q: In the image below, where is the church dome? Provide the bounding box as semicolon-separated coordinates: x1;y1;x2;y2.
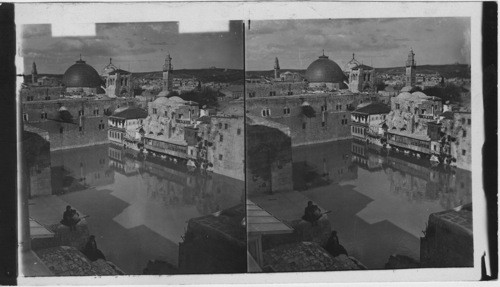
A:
305;53;346;83
63;59;102;88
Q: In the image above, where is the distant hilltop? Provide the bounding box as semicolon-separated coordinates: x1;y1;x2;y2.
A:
246;64;470;79
132;68;244;84
24;68;245;85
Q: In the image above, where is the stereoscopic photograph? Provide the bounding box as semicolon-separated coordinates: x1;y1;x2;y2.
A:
12;1;487;284
19;20;246;276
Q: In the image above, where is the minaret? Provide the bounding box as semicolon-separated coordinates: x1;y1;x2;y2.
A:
274;57;280;80
162;53;173;92
31;61;38;84
405;48;416;87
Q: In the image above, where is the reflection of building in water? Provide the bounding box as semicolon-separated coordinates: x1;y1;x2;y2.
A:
108;145;141;176
385;152;471;210
350;140;385;171
23;126;52;197
137;155;244;215
292;140;357;190
51;144;114;194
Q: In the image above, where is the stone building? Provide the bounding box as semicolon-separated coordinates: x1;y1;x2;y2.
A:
142;96;199;159
350;102;390;144
108;107;148;149
206;115;245;181
348;64;375;93
246;92;371;146
450;111;471;170
246;82;306;98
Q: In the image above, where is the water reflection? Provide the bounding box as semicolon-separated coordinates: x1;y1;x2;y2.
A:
50;143;244;274
296;139;472;269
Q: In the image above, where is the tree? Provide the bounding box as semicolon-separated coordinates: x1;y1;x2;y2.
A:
423;83;462;104
179;87;219;108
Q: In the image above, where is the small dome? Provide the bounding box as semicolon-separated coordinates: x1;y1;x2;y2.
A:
63;59;102;88
305;53;346;84
397;92;413;100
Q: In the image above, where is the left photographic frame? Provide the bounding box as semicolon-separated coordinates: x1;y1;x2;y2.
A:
18;17;246;276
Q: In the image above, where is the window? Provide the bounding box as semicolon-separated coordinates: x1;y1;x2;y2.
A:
283;107;290;115
463;130;467;137
321;105;327;112
322;121;326;127
45;96;51;100
153;108;157;114
461;118;465;125
237;128;241;135
164;111;168;117
219;154;223;160
287;91;294;95
261;108;271;117
462;149;466;156
302;122;306;129
218;123;222;129
59;127;64;134
178;114;183;119
396;103;400;109
421;109;426;114
269;91;276;96
467;119;471;125
79;110;84;116
40;112;47;119
79;126;83;132
224;123;228;129
219;134;223;142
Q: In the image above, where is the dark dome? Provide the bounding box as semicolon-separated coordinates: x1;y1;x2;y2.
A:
63;59;102;88
305;54;346;83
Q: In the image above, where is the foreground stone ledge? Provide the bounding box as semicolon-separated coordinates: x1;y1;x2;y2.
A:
263;241;365;272
35;246;125;276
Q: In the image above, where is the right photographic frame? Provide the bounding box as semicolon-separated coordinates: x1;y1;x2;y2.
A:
245;14;479;275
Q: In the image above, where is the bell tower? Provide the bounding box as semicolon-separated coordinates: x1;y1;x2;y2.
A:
163;53;173;92
274;57;280;80
31;61;38;84
405;48;416;87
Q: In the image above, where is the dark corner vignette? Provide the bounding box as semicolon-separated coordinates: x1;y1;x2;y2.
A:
0;2;18;286
482;1;498;281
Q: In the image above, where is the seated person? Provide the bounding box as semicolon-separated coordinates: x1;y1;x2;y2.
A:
82;235;106;262
302;201;322;226
60;205;81;231
324;231;348;257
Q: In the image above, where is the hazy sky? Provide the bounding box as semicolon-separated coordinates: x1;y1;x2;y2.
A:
21;21;244;74
246;18;471;71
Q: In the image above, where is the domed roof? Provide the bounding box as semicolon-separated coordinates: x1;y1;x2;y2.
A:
63;59;102;88
305;53;346;83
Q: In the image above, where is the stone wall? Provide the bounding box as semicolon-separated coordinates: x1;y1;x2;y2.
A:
451;112;471;170
29;116;109;151
22;97;135;124
178;205;246;274
246;82;306;98
246;93;372;146
420;205;473;267
207;116;245;181
20;86;65;102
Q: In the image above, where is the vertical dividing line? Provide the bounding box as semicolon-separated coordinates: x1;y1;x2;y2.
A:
242;19;248;273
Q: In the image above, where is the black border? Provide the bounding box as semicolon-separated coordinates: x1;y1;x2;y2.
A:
0;2;18;286
481;1;498;281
